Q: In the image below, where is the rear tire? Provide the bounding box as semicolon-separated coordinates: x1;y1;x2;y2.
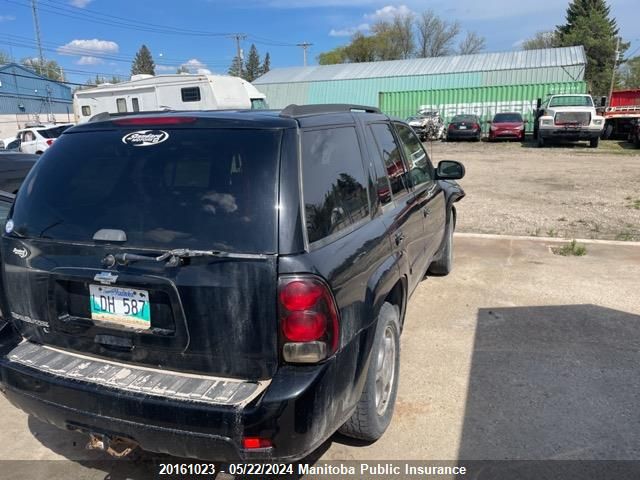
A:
590;137;599;148
339;302;400;442
602;123;613;140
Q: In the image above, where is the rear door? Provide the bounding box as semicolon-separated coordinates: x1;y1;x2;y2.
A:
19;131;36;154
393;123;446;265
368;121;425;293
2;124;283;380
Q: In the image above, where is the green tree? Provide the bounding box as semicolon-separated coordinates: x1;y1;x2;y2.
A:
318;47;347;65
22;58;65;81
228;55;244;78
522;31;560;50
245;44;261;82
259;52;271;76
619;56;640;89
557;0;628;96
131;44;155;75
0;50;11;64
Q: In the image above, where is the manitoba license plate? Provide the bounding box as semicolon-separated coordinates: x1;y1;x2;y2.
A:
89;284;151;328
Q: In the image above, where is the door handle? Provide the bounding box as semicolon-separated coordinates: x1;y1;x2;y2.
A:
395;231;405;246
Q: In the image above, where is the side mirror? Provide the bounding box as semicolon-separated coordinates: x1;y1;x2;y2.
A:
436;160;465;180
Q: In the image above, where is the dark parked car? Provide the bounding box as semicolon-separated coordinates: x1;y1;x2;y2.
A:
629;119;640;148
0;105;465;462
446;114;482;141
487;112;526;141
0;151;38;193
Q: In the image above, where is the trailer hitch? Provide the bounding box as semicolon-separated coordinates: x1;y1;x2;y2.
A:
86;432;139;458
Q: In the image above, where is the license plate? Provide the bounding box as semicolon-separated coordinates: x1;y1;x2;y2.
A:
89;285;151;328
459;125;467;129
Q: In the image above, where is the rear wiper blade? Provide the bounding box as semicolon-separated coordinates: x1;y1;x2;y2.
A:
108;249;268;267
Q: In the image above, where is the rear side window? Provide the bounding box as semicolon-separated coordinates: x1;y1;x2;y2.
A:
301;127;369;244
116;98;127;113
369;123;410;199
181;87;201;102
37;125;71;139
132;98;140;112
81;106;91;117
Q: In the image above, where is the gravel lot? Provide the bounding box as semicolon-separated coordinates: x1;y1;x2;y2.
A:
425;139;640;241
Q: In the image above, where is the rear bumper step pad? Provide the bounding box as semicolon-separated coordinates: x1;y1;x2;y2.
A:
7;342;268;407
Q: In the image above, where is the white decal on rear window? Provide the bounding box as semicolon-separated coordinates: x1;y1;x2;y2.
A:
122;130;169;147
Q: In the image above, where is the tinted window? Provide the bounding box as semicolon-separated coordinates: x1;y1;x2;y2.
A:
11;128;282;253
6;139;20;149
132;98;140;112
302;127;369;244
493;113;523;123
81;106;91;117
369;123;410;198
37;125;71;139
394;123;433;187
451;115;478;123
181;87;201;102
116;98;127;113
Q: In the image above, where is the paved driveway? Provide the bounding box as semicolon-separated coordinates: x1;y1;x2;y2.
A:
1;235;639;478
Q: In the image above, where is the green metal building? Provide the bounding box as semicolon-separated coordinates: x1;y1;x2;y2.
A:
253;46;587;129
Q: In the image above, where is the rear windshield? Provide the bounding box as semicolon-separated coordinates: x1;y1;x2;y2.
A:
493;113;523;123
451;115;477;123
37;125;72;138
10;128;281;253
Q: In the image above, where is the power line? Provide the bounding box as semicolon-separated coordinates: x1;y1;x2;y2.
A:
0;70;97;87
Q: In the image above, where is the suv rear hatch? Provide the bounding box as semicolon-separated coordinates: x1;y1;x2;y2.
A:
2;120;283;380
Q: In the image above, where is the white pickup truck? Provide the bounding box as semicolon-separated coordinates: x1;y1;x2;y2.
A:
534;94;605;148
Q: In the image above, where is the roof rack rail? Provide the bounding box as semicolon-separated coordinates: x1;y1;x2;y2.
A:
280;104;381;118
87;110;176;123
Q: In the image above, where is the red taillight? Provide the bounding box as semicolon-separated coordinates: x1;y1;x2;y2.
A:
282;311;327;342
448;124;455;130
278;276;339;363
472;123;480;130
113;116;197;126
279;281;323;311
242;437;273;449
46;139;54;146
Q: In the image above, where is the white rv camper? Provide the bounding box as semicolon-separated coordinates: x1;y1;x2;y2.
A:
73;74;268;122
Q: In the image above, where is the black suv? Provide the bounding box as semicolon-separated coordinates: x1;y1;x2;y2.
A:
0;105;464;462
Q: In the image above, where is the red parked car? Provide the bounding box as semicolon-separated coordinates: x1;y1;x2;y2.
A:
487;112;526;141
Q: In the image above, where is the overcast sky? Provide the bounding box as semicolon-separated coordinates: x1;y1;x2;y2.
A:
0;0;638;84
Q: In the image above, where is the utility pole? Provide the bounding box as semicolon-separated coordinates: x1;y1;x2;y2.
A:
229;34;247;60
608;36;621;104
297;42;313;67
30;0;45;70
228;33;247;76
